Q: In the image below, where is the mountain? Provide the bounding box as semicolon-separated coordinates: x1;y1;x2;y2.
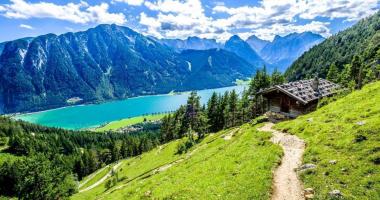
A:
160;36;221;51
224;35;267;69
246;35;270;53
259;32;324;72
180;48;255;89
286;11;380;80
0;43;4;55
0;25;254;114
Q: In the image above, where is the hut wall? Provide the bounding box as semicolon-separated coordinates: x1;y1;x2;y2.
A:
268;95;281;113
264;92;318;117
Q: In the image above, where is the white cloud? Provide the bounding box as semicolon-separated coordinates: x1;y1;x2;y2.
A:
139;0;228;40
210;0;378;40
0;0;127;25
65;27;74;32
19;23;34;29
247;21;331;41
113;0;145;6
298;0;378;21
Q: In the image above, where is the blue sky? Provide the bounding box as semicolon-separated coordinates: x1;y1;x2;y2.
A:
0;0;378;42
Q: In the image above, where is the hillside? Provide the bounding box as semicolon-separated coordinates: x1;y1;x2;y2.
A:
72;123;282;199
275;81;380;199
286;11;380;80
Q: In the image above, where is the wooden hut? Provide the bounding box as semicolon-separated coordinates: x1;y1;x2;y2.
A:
259;77;340;118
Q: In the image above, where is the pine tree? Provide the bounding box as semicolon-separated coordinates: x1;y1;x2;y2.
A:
207;92;219;132
218;92;229;130
351;55;364;88
270;68;285;86
238;89;250;124
227;90;238;127
184;91;201;141
327;63;339;83
340;64;352;87
248;66;271;116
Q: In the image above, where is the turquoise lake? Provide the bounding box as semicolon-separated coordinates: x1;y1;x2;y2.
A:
14;85;246;130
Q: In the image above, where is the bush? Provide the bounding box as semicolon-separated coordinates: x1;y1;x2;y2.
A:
176;138;195;154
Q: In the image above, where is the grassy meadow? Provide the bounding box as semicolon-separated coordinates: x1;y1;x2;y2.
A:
96;114;166;132
275;81;380;199
72;123;282;199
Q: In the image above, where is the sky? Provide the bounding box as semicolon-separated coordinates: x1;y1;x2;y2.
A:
0;0;379;43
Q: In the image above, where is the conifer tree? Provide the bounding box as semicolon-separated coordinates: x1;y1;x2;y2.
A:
207;92;219;132
184;92;202;140
351;55;364;88
238;89;250;124
271;68;285;86
218;92;229;129
227;90;238;127
327;63;339;83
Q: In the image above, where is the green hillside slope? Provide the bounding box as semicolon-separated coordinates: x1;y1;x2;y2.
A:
72;124;282;200
275;81;380;199
285;11;380;81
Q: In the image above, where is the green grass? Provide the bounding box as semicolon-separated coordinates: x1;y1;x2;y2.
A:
96;114;167;132
79;165;113;190
72;123;282;200
275;81;380;200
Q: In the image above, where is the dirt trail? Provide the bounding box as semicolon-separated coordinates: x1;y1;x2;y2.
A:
79;162;123;193
258;123;306;200
78;166;107;189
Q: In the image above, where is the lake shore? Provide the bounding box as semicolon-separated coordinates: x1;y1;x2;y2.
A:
12;84;247;130
12;85;241;118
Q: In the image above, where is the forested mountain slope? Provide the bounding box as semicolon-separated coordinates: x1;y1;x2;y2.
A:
286;11;380;81
275;81;380;199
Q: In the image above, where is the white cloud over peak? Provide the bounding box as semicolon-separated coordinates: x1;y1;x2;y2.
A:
19;23;34;29
0;0;127;25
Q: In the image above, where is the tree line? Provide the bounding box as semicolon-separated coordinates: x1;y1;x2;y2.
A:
160;67;285;152
326;54;379;89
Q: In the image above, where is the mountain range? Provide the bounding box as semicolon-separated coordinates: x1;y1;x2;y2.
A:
162;32;324;72
0;23;325;113
160;37;221;52
0;24;255;113
260;32;324;72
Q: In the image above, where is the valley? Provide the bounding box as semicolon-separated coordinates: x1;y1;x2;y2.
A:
0;2;378;199
14;85;245;130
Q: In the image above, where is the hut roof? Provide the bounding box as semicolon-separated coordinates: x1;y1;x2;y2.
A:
259;79;340;104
